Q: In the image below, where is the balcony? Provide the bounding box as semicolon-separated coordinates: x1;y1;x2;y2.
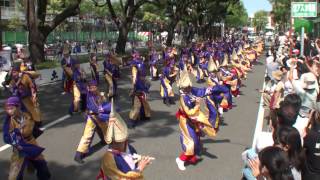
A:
0;7;24;20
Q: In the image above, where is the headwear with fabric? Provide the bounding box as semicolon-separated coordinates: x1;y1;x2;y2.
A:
6;97;21;107
272;70;283;81
106;98;128;144
237;46;243;55
199;52;205;58
220;53;229;67
207;58;218;72
232;49;239;61
178;66;192;88
88;80;98;87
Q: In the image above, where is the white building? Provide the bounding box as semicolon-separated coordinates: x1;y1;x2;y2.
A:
0;0;24;20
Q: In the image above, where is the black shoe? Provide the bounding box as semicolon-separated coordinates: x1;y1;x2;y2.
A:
169;98;176;105
163;98;170;106
33;122;44;138
32;128;44;139
99;140;107;146
142;117;151;121
74;152;85;164
127;120;136;129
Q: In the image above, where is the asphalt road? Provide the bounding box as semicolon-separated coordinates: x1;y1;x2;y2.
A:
0;57;266;180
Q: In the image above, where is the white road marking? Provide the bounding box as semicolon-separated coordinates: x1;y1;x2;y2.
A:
40;115;71;130
0;144;11;152
252;72;266;149
0;114;71;152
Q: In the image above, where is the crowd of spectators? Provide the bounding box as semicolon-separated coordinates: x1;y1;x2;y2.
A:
242;33;320;180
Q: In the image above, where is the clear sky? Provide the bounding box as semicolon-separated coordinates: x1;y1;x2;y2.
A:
242;0;272;17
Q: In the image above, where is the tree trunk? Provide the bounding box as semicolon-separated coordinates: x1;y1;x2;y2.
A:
115;24;129;55
29;29;46;63
166;19;178;46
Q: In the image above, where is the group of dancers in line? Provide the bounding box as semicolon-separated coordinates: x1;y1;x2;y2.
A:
2;34;264;179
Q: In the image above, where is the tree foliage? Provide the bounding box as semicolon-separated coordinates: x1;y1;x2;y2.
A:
268;0;291;31
7;15;24;30
18;0;83;63
225;1;248;28
253;10;268;32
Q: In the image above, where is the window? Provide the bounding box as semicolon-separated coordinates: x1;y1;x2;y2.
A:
0;0;10;7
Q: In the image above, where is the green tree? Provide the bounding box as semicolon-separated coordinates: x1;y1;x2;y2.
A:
268;0;291;31
162;0;195;46
183;0;239;40
91;0;159;54
20;0;82;63
225;1;248;28
253;10;268;32
7;15;24;30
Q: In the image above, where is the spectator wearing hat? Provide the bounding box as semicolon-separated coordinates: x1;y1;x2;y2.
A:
2;97;51;180
289;70;319;115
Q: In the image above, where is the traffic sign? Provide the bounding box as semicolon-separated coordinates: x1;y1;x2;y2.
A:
291;2;317;18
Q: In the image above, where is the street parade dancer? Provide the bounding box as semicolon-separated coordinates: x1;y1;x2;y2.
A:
103;53;120;99
9;65;43;138
175;67;217;171
218;54;235;110
190;59;223;130
205;58;231;118
61;46;76;94
149;48;159;81
128;51;151;129
74;80;111;164
89;53;100;84
160;60;178;106
69;60;87;114
195;51;208;83
3;97;51;180
179;48;193;73
98;99;154;180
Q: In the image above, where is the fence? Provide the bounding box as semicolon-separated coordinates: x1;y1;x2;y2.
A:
2;31;151;45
